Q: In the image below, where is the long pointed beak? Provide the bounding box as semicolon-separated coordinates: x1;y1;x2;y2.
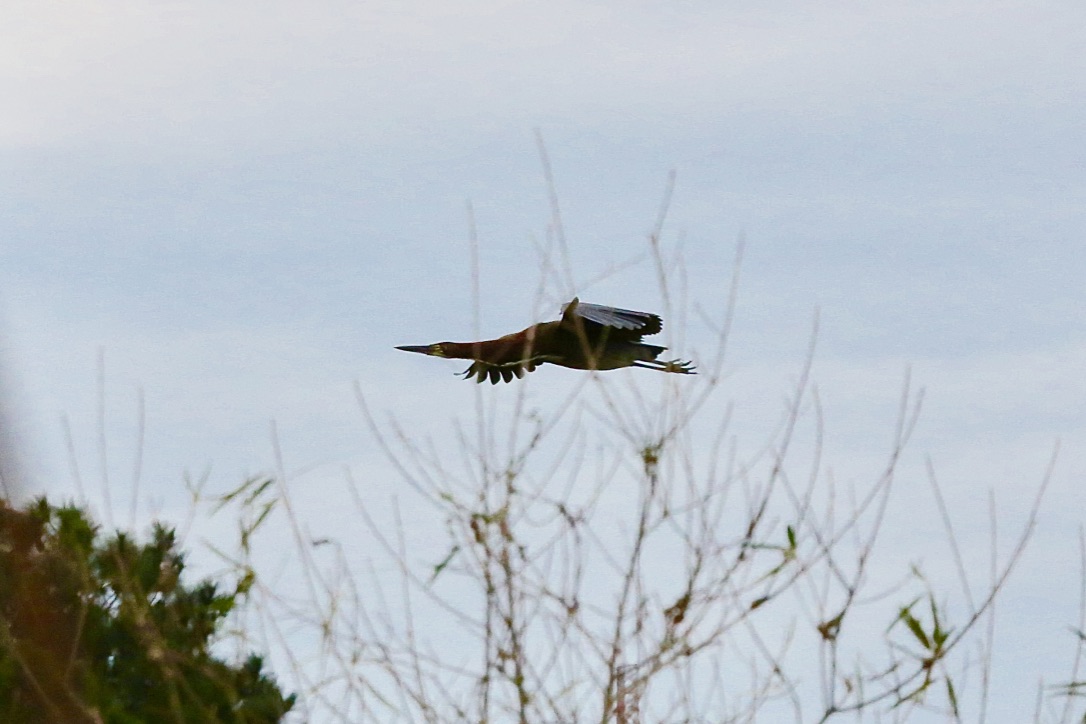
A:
395;344;434;355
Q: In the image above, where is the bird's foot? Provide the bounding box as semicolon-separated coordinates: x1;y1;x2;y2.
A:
663;359;696;374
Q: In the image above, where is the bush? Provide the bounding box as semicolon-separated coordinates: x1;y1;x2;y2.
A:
0;496;294;723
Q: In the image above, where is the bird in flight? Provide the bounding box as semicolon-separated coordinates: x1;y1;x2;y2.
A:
396;297;695;384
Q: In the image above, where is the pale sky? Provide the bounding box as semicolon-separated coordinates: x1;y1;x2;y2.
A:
3;2;1085;720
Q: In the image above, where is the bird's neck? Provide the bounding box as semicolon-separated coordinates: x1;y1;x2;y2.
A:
442;328;541;363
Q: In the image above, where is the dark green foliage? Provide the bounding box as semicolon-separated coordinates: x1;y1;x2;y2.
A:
0;496;294;723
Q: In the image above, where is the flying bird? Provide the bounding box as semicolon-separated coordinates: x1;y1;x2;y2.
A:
396;297;695;384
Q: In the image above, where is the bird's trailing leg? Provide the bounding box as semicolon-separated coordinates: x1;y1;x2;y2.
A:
631;359;697;374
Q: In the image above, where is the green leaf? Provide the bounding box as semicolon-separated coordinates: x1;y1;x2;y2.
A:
430;545;461;582
899;606;931;650
946;677;959;717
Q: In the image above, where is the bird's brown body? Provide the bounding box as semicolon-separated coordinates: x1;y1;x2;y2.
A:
396;298;695;384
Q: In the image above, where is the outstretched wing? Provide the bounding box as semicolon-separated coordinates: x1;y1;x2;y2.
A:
561;298;663;338
460;360;539;384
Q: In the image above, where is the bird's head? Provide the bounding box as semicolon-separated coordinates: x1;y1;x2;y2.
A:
395;343;448;358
